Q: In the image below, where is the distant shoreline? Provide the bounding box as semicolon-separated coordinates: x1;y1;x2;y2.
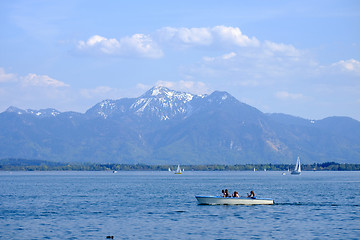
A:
0;159;359;171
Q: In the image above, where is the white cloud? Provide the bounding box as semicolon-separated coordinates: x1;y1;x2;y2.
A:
77;34;163;58
263;41;302;58
0;69;68;88
0;68;73;112
211;26;259;47
120;34;164;58
222;52;237;60
275;91;304;100
157;27;213;46
0;68;17;83
77;26;306;62
203;52;237;62
84;35;108;46
196;37;313;86
331;59;360;75
155;80;209;95
157;26;259;48
75;26;260;59
21;73;69;88
78;35;120;55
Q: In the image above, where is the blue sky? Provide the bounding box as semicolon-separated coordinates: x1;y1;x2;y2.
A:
1;0;359;120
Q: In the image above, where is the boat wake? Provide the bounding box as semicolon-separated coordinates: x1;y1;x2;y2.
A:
275;202;359;207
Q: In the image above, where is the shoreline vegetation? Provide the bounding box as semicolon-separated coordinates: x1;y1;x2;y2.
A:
0;159;359;171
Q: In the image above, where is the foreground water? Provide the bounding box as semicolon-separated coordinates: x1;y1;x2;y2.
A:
0;171;359;239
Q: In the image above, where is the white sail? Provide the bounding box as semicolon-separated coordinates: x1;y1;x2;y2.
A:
295;157;301;172
291;156;301;175
296;157;301;172
175;165;182;174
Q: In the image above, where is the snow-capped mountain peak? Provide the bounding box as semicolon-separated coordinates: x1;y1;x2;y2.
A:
141;86;194;102
131;86;199;120
85;86;239;120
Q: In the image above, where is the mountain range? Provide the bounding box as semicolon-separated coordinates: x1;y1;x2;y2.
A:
1;86;359;164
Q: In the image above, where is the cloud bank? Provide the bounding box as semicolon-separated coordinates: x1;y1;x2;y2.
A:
0;68;69;88
0;68;72;111
76;26;260;58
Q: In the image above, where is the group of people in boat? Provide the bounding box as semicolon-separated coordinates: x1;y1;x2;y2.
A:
221;189;255;199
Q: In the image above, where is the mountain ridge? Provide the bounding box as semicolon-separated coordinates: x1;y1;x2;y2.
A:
1;86;359;164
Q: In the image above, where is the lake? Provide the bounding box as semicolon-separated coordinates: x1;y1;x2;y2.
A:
0;171;359;239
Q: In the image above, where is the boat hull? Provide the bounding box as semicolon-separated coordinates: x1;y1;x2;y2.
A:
195;196;274;205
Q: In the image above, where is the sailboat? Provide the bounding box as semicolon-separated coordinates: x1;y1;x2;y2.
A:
291;156;301;175
175;165;182;174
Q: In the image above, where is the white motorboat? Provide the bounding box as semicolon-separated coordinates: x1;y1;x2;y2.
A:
195;196;274;205
291;156;301;175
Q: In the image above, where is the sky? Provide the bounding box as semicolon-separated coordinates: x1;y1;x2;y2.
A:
0;0;359;120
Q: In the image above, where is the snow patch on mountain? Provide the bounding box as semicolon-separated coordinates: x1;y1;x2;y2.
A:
5;106;61;117
99;100;116;109
95;100;117;119
132;98;152;113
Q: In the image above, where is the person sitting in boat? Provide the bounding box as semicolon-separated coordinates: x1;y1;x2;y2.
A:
247;190;255;199
224;189;231;198
221;189;225;197
232;191;239;198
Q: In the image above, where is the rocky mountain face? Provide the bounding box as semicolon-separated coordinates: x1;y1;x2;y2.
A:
1;86;359;164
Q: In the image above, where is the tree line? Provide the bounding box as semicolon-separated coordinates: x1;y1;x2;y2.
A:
0;160;359;171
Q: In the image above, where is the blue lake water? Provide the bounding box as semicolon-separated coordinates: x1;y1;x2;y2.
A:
1;171;359;239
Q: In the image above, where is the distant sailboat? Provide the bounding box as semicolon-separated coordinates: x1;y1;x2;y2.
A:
168;167;172;172
175;165;182;174
291;156;301;175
